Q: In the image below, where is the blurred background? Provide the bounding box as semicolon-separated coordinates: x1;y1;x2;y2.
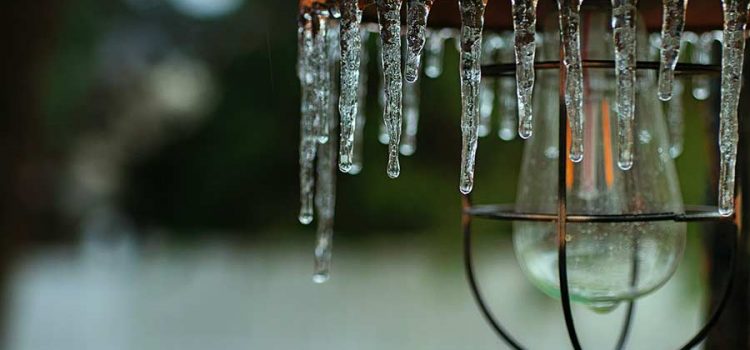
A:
0;1;741;349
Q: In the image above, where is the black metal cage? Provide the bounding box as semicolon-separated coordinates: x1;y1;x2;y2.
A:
462;58;739;350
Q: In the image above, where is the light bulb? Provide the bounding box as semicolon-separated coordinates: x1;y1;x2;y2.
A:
512;6;686;313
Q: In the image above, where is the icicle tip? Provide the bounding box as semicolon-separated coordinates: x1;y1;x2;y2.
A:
299;213;314;225
312;272;330;283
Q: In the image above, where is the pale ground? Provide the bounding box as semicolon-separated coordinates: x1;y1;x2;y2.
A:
5;229;705;350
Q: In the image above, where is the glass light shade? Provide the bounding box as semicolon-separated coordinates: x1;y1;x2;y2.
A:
512;7;686;313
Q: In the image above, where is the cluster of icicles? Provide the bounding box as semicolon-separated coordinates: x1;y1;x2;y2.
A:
298;0;748;283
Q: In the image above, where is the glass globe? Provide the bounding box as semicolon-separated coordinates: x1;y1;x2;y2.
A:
512;5;686;313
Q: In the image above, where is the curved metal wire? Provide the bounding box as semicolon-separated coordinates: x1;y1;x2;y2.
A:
679;223;738;350
556;73;583;349
462;195;638;350
462;195;525;350
614;301;635;350
615;233;640;350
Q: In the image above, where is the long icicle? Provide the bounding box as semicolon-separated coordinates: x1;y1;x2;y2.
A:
405;0;435;83
311;4;331;144
718;0;750;216
338;0;362;173
611;0;638;170
312;2;331;143
557;0;584;162
458;0;487;194
299;9;318;225
314;11;340;282
377;0;404;178
376;38;390;145
313;101;338;283
350;30;370;175
657;0;688;101
511;0;539;139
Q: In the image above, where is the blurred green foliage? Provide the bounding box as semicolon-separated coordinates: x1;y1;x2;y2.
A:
41;0;712;245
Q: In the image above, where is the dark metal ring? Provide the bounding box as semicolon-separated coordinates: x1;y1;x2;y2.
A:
465;204;734;223
461;195;738;350
482;60;722;77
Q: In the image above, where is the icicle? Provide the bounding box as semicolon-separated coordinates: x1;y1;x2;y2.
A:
425;29;449;78
611;0;637;170
511;0;539;139
314;5;339;282
328;19;341;127
405;0;435;83
313;102;338;283
479;34;501;137
557;0;584;162
498;32;518;141
338;0;362;173
311;7;331;144
401;79;420;155
667;80;685;158
350;30;370;175
298;10;317;225
718;0;750;216
657;0;687;101
377;0;404;178
376;39;390;145
692;31;718;100
458;0;487;194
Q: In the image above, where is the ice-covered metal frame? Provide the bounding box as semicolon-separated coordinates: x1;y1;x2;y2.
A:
463;59;739;350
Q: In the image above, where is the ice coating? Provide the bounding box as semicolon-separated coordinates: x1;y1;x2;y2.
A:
425;29;449;78
557;0;584;162
667;80;684;158
498;32;518;141
328;17;341;141
405;0;435;83
611;0;637;170
658;0;687;101
719;0;750;216
479;34;502;137
458;0;487;194
328;19;341;135
350;30;370;175
313;107;337;283
376;0;403;178
375;38;390;145
511;0;539;139
401;78;421;155
298;14;317;225
337;0;362;173
311;10;331;144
